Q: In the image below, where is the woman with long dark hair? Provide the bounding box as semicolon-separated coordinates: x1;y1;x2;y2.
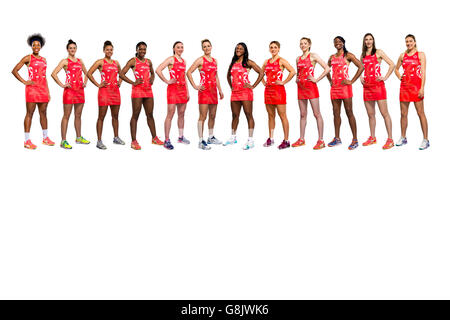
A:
51;39;90;149
224;42;264;150
155;41;190;150
12;33;55;149
262;41;296;149
119;41;164;150
394;34;429;150
326;36;364;150
360;33;395;150
87;40;125;150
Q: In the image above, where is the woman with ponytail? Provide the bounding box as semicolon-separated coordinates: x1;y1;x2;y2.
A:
51;39;90;149
155;41;190;150
119;41;164;150
224;42;264;150
394;34;429;150
326;36;364;150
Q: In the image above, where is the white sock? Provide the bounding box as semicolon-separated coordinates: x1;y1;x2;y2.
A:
25;132;30;141
179;128;184;138
248;136;254;142
208;129;214;137
231;134;236;139
43;129;48;139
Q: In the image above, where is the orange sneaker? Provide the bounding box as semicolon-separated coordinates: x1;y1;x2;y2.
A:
313;140;325;150
152;136;164;145
292;138;305;147
131;140;141;150
382;138;394;150
42;137;55;146
362;136;377;146
24;140;37;150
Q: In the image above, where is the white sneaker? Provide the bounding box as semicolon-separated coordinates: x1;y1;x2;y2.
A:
419;139;430;150
242;139;254;150
396;137;407;146
223;136;237;146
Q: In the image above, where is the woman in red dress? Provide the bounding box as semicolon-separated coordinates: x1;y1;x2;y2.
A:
12;33;54;149
394;34;429;150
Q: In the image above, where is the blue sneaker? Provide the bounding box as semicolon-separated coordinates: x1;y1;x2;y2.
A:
396;137;407;146
198;140;211;150
177;136;190;144
348;139;359;150
327;137;342;147
419;139;430;150
164;139;174;150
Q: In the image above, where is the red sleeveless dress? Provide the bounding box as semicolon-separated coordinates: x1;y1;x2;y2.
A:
264;58;286;104
132;58;153;98
297;54;319;100
198;57;218;104
330;54;352;100
167;56;188;104
63;58;85;104
230;62;253;101
400;52;423;102
98;59;121;106
362;53;386;101
26;55;49;103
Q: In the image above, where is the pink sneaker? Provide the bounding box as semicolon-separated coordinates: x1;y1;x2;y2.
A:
278;140;290;150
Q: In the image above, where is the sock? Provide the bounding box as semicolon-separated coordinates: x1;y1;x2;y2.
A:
43;129;48;139
231;134;236;139
197;121;203;140
248;129;254;138
248;136;254;142
208;129;214;137
25;132;30;141
179;128;184;138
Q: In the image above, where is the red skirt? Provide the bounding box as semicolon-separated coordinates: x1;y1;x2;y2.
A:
231;88;253;101
400;80;423;102
330;84;353;100
167;84;188;104
198;85;218;104
297;81;319;100
132;84;153;99
25;83;49;103
98;86;121;106
363;83;386;101
265;85;286;105
63;87;85;104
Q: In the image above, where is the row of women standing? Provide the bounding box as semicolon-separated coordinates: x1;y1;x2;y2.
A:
12;33;429;151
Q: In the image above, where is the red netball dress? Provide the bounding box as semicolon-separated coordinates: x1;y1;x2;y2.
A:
330;54;352;100
230;62;253;101
297;54;319;100
400;52;423;102
198;57;218;104
264;58;286;105
26;55;49;103
167;56;188;104
63;58;85;104
132;58;153;98
98;59;121;106
362;53;386;101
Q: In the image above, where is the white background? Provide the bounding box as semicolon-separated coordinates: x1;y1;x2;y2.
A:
0;0;449;299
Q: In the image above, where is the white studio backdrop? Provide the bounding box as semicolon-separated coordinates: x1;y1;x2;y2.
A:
0;0;449;299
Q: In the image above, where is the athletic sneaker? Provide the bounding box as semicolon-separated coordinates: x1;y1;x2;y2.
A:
263;138;274;147
60;140;72;149
152;136;164;145
396;137;407;146
292;138;305;147
278;140;290;150
207;136;222;145
177;136;190;144
242;139;254;150
348;139;359;150
382;138;394;150
327;137;342;147
164;139;174;150
42;137;55;146
24;140;37;150
76;136;90;144
96;140;107;150
198;140;211;150
362;136;377;146
131;140;141;150
313;140;326;150
223;136;237;146
113;137;125;145
419;139;430;150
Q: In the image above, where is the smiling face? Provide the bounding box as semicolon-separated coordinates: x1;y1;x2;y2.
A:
269;43;279;56
67;44;77;57
334;38;344;50
364;35;374;50
32;41;41;55
300;39;310;53
202;41;212;55
104;45;113;58
235;44;245;57
405;36;416;50
174;42;184;56
136;44;147;59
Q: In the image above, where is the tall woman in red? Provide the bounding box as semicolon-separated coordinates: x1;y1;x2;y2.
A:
12;33;55;149
155;41;190;150
293;37;330;150
87;41;124;150
119;42;164;150
225;42;264;150
360;33;395;150
326;36;364;150
262;41;296;149
394;34;429;150
187;39;224;150
51;39;90;149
